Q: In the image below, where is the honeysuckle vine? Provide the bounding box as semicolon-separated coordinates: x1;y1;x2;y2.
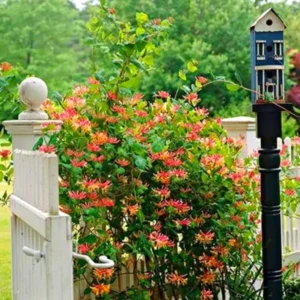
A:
0;3;299;299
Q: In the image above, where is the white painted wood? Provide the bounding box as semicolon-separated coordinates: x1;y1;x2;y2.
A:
284;137;292;162
251;8;286;32
10;150;73;300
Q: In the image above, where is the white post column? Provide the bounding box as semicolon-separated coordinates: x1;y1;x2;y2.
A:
221;116;258;158
3;77;61;151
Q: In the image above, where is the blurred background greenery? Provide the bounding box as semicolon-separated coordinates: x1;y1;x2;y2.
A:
0;0;299;134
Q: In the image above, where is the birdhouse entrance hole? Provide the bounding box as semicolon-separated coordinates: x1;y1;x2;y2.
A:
266;45;273;52
266;19;273;26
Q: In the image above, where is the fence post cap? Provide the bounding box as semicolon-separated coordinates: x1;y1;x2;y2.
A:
221;116;255;123
18;77;48;120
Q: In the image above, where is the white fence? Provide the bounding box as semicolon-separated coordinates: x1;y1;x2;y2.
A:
10;150;73;300
222;117;300;275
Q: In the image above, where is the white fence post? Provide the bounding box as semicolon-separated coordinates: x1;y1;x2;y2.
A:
3;78;73;300
221;116;257;158
3;77;61;152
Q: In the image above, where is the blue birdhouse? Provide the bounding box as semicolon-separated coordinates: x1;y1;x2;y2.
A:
250;8;286;103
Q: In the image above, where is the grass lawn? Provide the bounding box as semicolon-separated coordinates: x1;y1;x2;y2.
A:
0;203;11;300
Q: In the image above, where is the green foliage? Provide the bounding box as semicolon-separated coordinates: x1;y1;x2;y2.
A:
37;6;266;299
0;0;89;93
284;278;300;300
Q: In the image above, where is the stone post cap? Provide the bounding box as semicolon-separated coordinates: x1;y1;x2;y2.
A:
221;116;256;131
18;77;48;120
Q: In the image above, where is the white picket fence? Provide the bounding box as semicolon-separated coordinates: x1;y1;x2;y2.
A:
10;150;74;300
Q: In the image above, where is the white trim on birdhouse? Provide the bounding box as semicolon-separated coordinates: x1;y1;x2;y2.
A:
255;65;284;71
250;8;286;32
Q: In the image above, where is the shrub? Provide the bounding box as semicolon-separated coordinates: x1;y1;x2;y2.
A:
37;6;264;299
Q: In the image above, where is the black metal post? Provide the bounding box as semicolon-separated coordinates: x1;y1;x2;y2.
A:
253;103;292;299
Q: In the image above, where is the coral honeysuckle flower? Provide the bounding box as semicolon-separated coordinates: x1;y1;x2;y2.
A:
165;157;182;167
155;91;170;99
115;159;130;167
59;205;72;214
97;180;111;190
38;145;56;153
87;143;101;152
130;93;144;105
168;271;188;286
91;283;110;296
281;159;290;167
153;186;170;199
87;76;100;85
135;110;148;117
211;245;229;256
172;169;187;178
196;76;208;85
174;218;191;227
94;268;114;280
0;62;12;71
108;7;116;14
0;149;11;159
105;116;119;123
81;178;98;190
78;243;91;254
73;85;89;96
201;289;214;300
107;137;119;144
198;271;215;285
285;189;296;196
154;170;172;185
65;97;86;109
163;199;190;214
90;154;105;163
91;131;109;145
195;107;209;116
68;191;87;200
183;92;199;105
149;231;175;248
137;272;152;280
122;203;139;216
195;231;215;244
107;91;118;100
71;159;87;168
94;198;115;207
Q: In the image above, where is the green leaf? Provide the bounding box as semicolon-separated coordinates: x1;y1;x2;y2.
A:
226;83;240;92
187;61;197;73
136;27;145;36
143;55;154;66
120;76;141;90
264;92;274;102
137;210;145;222
182;85;191;93
293;106;300;114
32;137;43;150
201;172;209;183
100;0;106;5
135;156;147;169
178;70;187;81
0;165;6;171
94;71;105;82
116;167;125;174
151;138;165;153
136;12;148;24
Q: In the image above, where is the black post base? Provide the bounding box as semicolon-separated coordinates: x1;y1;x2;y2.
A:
252;103;292;300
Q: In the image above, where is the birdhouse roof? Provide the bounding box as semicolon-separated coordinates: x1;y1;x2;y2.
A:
250;8;286;31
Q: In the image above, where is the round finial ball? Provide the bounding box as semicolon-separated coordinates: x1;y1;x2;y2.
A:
19;77;48;110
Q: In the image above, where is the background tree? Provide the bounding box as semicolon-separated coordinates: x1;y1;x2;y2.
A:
0;0;89;93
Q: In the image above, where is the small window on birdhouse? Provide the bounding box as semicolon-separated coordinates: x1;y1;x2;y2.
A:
274;41;283;60
256;41;265;60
